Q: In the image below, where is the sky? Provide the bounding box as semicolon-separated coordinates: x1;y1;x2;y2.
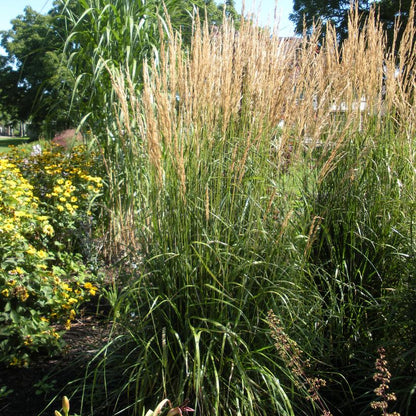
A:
0;0;295;35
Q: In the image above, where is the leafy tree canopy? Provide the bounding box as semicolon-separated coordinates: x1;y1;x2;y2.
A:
0;6;74;138
290;0;414;46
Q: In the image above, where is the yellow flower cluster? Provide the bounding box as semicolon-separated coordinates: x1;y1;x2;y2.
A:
0;159;55;242
46;177;80;215
1;144;102;366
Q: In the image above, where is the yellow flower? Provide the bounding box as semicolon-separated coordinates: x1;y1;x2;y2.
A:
3;223;14;232
42;224;54;236
57;205;65;212
62;283;72;292
37;250;48;259
57;178;64;185
14;210;27;217
26;245;37;255
69;309;76;320
84;282;93;289
65;320;71;330
9;267;25;275
1;289;10;297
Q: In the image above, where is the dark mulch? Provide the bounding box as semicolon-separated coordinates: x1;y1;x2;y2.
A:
0;314;111;416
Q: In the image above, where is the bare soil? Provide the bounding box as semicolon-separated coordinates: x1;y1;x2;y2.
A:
0;314;111;416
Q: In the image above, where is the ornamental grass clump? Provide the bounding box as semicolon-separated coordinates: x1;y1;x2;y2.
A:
0;146;101;366
63;1;416;415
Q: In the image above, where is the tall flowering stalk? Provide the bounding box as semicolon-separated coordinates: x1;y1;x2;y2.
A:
267;310;332;416
370;347;400;416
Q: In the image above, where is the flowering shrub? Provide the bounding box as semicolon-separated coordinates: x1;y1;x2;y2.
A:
6;142;103;255
0;144;102;367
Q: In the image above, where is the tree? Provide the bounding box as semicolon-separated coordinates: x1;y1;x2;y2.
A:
0;6;75;138
55;0;241;135
289;0;414;46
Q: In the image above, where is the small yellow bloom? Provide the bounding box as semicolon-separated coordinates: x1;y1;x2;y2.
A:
57;178;64;185
1;289;10;297
36;264;48;270
3;223;14;232
62;283;72;292
42;224;54;236
37;250;48;259
57;205;65;212
26;245;37;255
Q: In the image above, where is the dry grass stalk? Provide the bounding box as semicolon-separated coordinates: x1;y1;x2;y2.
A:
304;215;323;257
104;1;416;249
135;2;414;177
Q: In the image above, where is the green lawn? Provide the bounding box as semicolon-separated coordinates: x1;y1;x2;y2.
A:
0;136;30;153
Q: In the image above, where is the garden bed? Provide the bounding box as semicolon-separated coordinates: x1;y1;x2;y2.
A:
0;313;111;416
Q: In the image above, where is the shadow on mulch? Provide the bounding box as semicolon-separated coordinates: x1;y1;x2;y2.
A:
0;315;112;416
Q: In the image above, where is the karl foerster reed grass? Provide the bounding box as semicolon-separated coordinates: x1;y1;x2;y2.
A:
76;2;416;415
109;1;415;223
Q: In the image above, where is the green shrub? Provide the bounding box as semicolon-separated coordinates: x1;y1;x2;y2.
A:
6;142;103;257
0;148;101;367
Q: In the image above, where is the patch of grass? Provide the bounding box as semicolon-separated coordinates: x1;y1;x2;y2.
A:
0;137;30;153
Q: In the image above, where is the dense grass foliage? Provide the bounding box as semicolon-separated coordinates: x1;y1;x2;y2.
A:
1;2;411;416
55;3;416;416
